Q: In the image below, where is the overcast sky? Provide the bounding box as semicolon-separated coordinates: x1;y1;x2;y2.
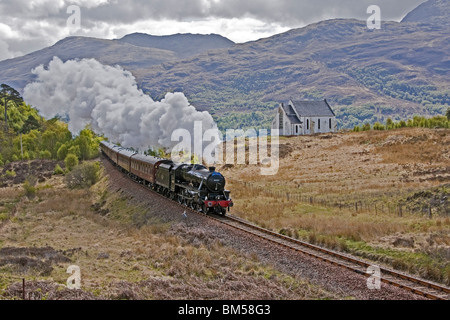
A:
0;0;425;61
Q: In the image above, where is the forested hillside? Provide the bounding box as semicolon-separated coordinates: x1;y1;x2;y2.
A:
0;84;101;167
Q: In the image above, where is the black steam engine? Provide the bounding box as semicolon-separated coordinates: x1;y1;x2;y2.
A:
100;141;233;216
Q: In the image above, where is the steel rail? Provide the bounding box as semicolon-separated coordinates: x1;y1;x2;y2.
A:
105;156;450;300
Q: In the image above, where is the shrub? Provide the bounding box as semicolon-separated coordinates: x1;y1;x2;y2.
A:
386;118;394;130
6;170;16;178
65;162;101;189
68;145;81;159
23;176;37;198
40;150;52;160
64;153;79;171
373;122;385;131
54;164;65;175
23;181;36;198
57;144;69;161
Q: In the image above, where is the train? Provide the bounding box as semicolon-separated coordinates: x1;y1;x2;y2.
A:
100;141;233;216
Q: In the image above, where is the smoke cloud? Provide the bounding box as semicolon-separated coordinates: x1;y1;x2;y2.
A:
23;57;219;153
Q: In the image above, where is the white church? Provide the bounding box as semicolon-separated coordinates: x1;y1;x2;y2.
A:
272;99;337;136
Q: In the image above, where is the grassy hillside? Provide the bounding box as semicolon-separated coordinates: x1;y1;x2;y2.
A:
0;91;101;167
0;34;234;91
224;127;450;284
0;165;335;300
1;2;448;131
136;18;449;130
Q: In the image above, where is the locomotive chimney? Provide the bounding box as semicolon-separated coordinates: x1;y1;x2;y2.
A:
209;167;216;172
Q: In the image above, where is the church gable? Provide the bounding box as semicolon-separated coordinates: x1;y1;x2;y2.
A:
272;99;337;136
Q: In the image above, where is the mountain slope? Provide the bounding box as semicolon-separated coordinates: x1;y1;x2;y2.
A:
117;33;234;58
0;1;448;130
0;33;234;92
401;0;450;24
0;36;176;92
136;18;449;129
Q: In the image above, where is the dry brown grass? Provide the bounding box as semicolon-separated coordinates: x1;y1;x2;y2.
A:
224;128;450;283
227;127;449;213
0;171;336;300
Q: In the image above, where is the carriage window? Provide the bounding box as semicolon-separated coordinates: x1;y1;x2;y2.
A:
329;118;332;129
318;120;321;130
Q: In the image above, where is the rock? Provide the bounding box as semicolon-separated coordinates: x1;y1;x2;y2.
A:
97;252;110;260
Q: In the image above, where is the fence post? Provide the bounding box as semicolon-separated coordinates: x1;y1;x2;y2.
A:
22;278;26;300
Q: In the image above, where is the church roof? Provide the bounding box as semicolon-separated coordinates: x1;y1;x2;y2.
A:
290;100;336;117
281;103;302;124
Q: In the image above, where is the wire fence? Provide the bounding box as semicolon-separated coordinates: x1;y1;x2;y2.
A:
234;181;441;218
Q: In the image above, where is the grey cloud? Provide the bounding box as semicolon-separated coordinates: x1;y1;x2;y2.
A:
207;0;426;25
1;0;426;27
76;0;426;26
0;0;426;59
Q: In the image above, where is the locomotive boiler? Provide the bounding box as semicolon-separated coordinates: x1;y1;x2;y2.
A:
100;141;233;216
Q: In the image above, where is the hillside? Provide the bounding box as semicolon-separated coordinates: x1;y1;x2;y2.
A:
0;0;448;130
225;127;450;284
117;33;235;58
137;18;449;130
0;33;234;92
0;162;337;300
402;0;450;24
0;127;448;300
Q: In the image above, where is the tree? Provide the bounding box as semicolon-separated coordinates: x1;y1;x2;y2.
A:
65;162;100;189
386;118;394;130
0;84;23;131
65;153;79;171
57;144;69;161
446;108;450;121
22;115;41;134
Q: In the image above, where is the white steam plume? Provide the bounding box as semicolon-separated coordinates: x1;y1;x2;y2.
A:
23;57;219;154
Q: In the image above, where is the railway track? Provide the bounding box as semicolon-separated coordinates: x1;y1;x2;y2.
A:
218;215;450;300
107;157;450;300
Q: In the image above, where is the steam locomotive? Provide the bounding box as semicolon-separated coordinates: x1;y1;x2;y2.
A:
100;141;233;216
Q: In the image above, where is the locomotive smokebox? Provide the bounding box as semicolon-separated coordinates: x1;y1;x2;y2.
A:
206;172;226;192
